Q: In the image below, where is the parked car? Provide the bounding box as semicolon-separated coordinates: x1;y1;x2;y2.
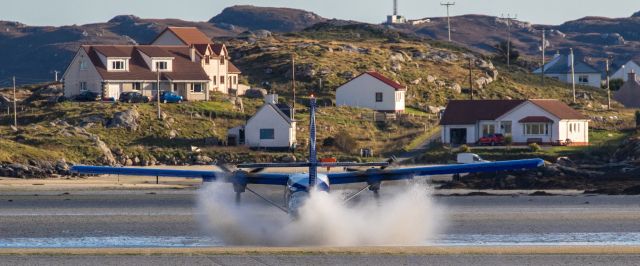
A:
158;91;183;103
119;92;149;103
74;91;101;102
457;153;488;164
478;133;505;146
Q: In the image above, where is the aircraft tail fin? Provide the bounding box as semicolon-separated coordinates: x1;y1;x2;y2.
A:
309;95;318;186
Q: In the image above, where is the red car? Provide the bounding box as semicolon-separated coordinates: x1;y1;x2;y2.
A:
478;134;505;146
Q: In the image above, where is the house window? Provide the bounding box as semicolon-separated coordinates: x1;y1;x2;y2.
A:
172;83;178;92
578;75;589;84
132;82;141;91
233;76;237;84
260;128;274;140
220;57;225;65
482;124;496;136
524;123;549;135
111;60;125;70
79;60;87;70
375;92;383;102
220;76;225;84
79;82;88;91
191;83;203;93
500;121;512;135
212;77;217;85
205;56;210;65
156;61;168;71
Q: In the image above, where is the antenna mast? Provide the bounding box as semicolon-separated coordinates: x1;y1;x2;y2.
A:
441;2;455;42
291;54;296;117
393;0;398;15
570;48;576;103
501;14;517;68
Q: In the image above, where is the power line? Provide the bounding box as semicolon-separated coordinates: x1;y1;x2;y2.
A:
441;2;456;42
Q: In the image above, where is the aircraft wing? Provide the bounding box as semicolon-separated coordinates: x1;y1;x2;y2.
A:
326;158;545;185
71;165;290;185
71;166;222;180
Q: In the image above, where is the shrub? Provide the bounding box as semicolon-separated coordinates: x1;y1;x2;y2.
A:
504;135;513;149
529;143;541;152
334;130;358;153
458;144;471;153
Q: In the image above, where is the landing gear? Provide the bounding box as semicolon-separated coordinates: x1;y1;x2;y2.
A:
235;192;242;205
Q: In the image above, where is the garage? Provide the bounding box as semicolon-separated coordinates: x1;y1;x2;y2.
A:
449;128;467;145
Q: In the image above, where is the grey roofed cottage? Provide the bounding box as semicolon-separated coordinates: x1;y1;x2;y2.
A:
533;53;601;88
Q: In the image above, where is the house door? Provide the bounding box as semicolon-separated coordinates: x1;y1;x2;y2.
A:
239;129;245;145
450;128;467;145
107;84;122;100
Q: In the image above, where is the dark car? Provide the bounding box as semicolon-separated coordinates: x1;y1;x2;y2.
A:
74;91;101;102
478;133;505;146
119;92;149;103
159;91;183;103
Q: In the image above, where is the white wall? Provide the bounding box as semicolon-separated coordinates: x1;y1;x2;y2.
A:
497;102;559;144
559;120;589;144
152;31;185;45
611;61;640;81
544;73;601;88
245;105;295;148
336;74;404;112
62;49;103;97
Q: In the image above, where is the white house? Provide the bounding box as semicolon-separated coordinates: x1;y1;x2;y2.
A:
440;99;589;146
151;27;241;94
228;94;296;149
611;60;640;81
336;71;406;113
533;53;601;88
63;27;241;100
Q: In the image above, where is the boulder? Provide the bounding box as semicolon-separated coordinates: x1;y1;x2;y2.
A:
253;30;272;39
391;62;402;72
107;109;140;131
90;135;117;166
450;83;462;94
389;52;405;62
168;129;178;139
426;75;437;83
411;78;422;85
245;88;268;98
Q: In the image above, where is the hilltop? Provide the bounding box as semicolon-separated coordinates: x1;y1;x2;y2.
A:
209;5;328;32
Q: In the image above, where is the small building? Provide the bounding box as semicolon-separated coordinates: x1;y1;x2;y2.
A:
228;94;296;149
440;99;589;146
611;60;640;81
533;53;601;88
336;71;406;113
614;71;640;108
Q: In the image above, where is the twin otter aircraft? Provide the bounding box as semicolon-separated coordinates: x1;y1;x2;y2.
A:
72;96;543;216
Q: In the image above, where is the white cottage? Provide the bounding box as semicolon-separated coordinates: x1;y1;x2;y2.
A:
533;53;601;88
611;60;640;81
440;99;589;146
336;71;406;113
228;95;296;149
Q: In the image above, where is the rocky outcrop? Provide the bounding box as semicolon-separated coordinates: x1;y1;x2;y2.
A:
107;109;140;131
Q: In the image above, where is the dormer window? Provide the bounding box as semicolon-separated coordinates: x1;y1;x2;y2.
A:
112;60;125;70
205;56;210;65
156;61;168;71
220;56;225;65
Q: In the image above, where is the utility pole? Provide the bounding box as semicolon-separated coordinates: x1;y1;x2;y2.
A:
291;54;296;117
502;14;517;68
469;58;474;100
393;0;398;15
606;58;611;110
441;2;455;42
54;70;59;82
12;76;17;129
570;48;576;103
541;29;546;86
156;68;161;120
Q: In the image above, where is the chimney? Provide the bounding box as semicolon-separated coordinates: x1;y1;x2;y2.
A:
190;46;196;62
264;94;278;105
629;69;637;83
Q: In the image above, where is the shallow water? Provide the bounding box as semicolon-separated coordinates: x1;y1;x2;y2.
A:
2;232;640;248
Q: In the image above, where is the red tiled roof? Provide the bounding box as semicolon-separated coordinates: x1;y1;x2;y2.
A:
519;116;554;123
193;44;210;56
136;46;174;58
440;100;526;125
529;99;588;120
92;46;131;57
228;61;241;73
152;27;213;45
84;45;209;81
365;71;406;90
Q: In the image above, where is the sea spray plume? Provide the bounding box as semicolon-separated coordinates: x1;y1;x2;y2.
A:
197;182;445;246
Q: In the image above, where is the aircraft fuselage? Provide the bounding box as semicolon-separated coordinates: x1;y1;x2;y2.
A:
284;173;330;216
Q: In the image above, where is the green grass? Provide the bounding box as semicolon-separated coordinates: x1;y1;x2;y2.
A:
405;107;430;117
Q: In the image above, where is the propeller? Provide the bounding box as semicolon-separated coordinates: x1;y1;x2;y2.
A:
381;156;397;170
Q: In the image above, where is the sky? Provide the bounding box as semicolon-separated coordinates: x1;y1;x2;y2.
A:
3;0;640;26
